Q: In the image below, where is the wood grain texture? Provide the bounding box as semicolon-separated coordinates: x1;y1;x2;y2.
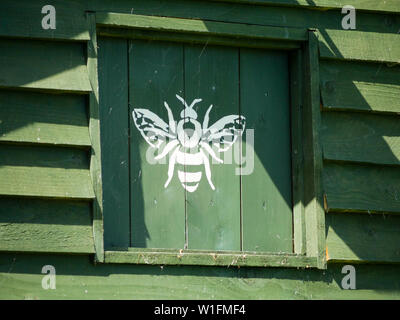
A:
326;212;400;263
320;59;400;114
323;162;400;214
0;39;91;93
0;90;90;147
90;0;400;34
321;111;400;166
0;0;89;40
184;44;240;251
319;29;400;64
240;48;293;253
98;37;130;249
0;198;94;254
0;145;94;199
96;13;307;41
105;250;317;268
1;253;400;299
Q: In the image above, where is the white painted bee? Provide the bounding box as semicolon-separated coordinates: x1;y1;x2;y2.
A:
132;94;245;192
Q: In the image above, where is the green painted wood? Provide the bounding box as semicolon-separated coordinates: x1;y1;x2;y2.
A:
319;29;400;64
203;0;400;13
0;144;94;199
105;250;317;268
0;90;90;147
96;13;307;42
321;111;400;166
98;37;130;250
0;0;89;40
184;44;240;251
1;253;400;299
90;0;400;34
320;59;400;114
129;40;186;249
0;38;91;93
87;13;105;263
303;31;326;268
326;212;400;263
323;162;400;214
0;198;94;254
97;27;300;51
240;48;293;253
290;50;306;255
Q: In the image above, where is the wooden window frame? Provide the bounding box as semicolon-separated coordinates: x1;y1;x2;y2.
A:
88;12;326;269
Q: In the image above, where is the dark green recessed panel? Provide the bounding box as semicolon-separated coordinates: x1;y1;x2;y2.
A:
99;38;293;253
240;48;293;253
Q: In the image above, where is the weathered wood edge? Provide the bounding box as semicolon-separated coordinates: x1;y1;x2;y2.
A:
87;13;104;263
96;13;307;42
305;30;326;269
104;250;318;268
290;50;306;255
202;0;400;14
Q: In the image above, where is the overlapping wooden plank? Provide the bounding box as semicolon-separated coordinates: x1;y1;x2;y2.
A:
319;29;400;63
0;90;90;147
323;162;400;214
96;13;307;41
0;198;94;254
326;212;400;263
90;0;400;34
205;0;400;13
240;48;293;253
0;39;91;93
184;44;240;251
321;112;400;166
98;37;130;249
0;0;89;40
0;145;94;199
2;252;400;299
129;40;186;249
320;59;400;113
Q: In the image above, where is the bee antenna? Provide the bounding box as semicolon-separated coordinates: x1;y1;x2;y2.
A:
175;94;189;109
189;98;202;109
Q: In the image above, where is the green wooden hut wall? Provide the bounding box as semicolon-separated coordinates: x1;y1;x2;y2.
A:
0;0;399;299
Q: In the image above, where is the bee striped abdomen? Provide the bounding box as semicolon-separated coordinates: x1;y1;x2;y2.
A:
177;170;202;193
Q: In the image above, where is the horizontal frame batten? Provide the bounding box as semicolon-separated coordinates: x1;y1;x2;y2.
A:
104;250;318;268
96;13;307;43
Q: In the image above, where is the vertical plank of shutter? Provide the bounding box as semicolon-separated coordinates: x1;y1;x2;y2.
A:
290;50;306;254
240;48;293;253
97;37;130;249
184;44;241;251
129;40;186;249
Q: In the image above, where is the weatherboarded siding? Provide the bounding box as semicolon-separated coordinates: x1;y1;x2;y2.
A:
0;0;399;299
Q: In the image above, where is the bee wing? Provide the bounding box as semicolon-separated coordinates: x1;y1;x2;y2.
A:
203;115;246;152
132;108;176;148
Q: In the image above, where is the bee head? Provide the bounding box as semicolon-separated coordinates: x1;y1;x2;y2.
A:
176;94;201;120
